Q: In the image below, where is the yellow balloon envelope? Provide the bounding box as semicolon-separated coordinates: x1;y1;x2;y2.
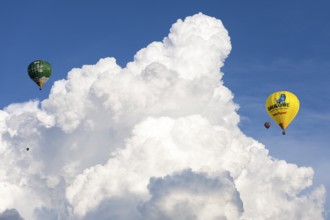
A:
265;91;299;134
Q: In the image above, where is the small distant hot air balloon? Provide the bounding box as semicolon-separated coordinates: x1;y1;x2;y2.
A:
27;60;52;90
265;91;300;135
264;122;271;129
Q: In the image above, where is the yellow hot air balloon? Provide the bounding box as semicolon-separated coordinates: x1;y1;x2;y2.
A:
265;91;299;135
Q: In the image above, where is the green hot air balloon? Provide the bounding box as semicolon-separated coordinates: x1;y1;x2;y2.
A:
28;60;52;90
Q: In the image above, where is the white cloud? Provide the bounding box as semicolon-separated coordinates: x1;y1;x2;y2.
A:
0;209;24;220
140;169;243;220
0;13;325;220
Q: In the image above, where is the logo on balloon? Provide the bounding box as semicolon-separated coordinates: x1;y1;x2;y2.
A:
276;94;286;104
267;94;290;112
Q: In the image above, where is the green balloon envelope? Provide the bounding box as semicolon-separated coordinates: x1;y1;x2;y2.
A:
27;60;52;90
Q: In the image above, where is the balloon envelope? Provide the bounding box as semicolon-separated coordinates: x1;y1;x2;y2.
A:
27;60;52;90
265;91;299;132
264;122;271;129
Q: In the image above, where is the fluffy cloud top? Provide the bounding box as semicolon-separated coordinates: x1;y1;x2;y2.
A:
0;13;325;220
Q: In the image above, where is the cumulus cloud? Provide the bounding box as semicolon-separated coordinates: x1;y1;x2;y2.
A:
0;209;23;220
140;169;243;220
0;13;325;220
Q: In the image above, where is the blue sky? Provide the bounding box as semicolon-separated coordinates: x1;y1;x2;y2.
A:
1;0;330;217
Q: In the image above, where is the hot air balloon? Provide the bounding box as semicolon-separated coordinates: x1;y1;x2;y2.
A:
264;122;271;129
27;60;52;90
265;91;299;135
